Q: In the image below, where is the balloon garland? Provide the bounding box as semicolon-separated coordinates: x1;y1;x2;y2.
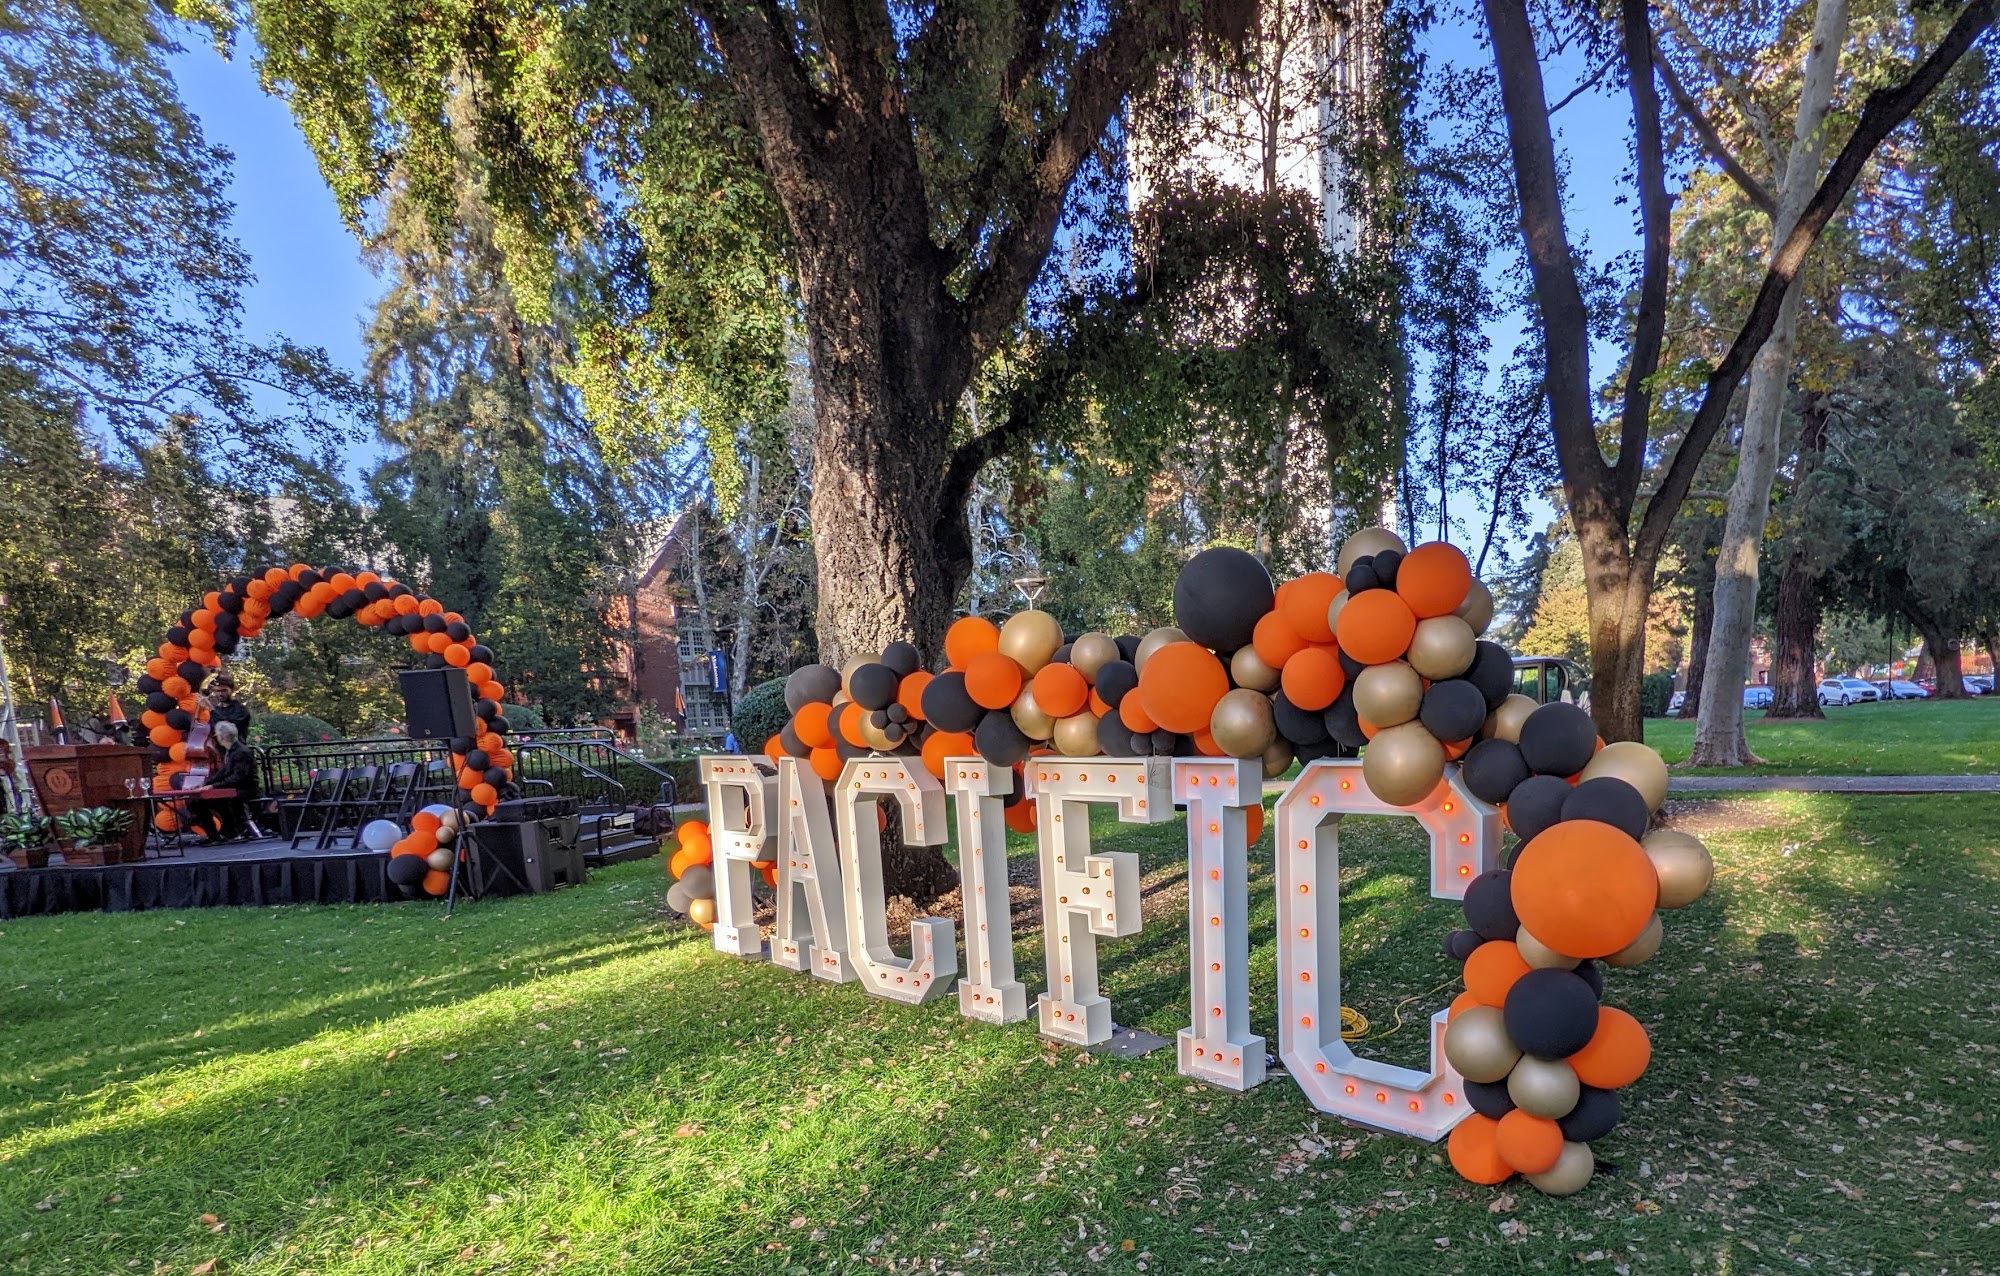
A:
664;819;732;929
755;528;1715;1193
136;564;520;897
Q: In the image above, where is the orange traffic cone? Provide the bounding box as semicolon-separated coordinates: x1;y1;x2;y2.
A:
48;698;68;745
107;692;128;726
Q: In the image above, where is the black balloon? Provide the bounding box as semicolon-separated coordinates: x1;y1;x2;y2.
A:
1558;1085;1621;1142
1562;776;1650;841
1113;634;1142;662
422;613;447;634
1502;968;1602;1059
1419;679;1487;742
779;721;810;758
177;660;205;683
1149;729;1181;756
165;626;191;647
1173;547;1275;652
1506;774;1574;845
387;855;429;889
1050;643;1073;665
1461;738;1530;804
212;634;238;655
1094;660;1139;706
1323;693;1366;750
135;675;162;695
1462;869;1519;942
1344;560;1381;594
146;692;176;714
886;703;909;723
1096;712;1138;758
785;663;842;712
1465;641;1513;707
468;643;493;664
218;591;245;614
1273;691;1331;745
1337;650;1364;680
974;710;1033;767
164;708;191;731
465;749;491;771
1463;1078;1517;1120
1293;738;1341;764
1443;928;1484;962
490;716;510;735
1573;959;1605;998
1370;548;1403;589
848;663;900;711
921;671;984;733
450;736;474;755
880;641;922;677
362;582;387;602
482;767;508;786
475;699;499;721
1518;702;1597;777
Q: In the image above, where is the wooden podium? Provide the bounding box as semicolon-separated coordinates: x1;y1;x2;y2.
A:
24;744;152;863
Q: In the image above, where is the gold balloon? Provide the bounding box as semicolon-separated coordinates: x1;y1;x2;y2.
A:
686;896;718;927
1053;711;1101;757
1337;527;1408;577
1353;660;1423;727
1604;912;1663;967
1482;694;1538;742
1442;1005;1520;1083
999;610;1065;674
1407;615;1477;680
1010;685;1056;740
1230;644;1281;692
1507;1054;1581;1119
1642;829;1715;908
859;714;898;752
1516;924;1580;970
1455;578;1496;636
1261;739;1295;780
1071;632;1120;680
1325;589;1348;637
1526;1140;1596;1197
425;847;453;872
1362;722;1446;807
1209;688;1278;759
1134;627;1188;670
1582;741;1671;811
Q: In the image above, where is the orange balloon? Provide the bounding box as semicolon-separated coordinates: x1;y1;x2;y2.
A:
394;593;420;615
168;742;188;763
764;733;784;763
1334;589;1417;664
945;616;1002;670
422;869;451;896
444;643;472;667
149;724;179;747
427;632;453;655
162;676;190;699
418;598;443;616
1464;939;1531;1006
1397;542;1473;619
1280;647;1345;711
470;782;498;806
187;629;215;651
141;710;165;729
1495;1110;1564;1174
191;610;217;632
1568;1006;1652;1089
1252;610;1309;669
1004;801;1038;835
1088;688;1113;717
412;812;442;834
480;682;506;703
1447;1113;1513;1184
1244;804;1265;843
1282;572;1343;643
1511;820;1659;959
761;864;779;889
668;847;698;879
835;701;869;747
1031;663;1089;718
153;808;180;832
897;670;933;720
921;730;976;778
809;747;842;782
328;572;357;593
794;702;834;749
1448;990;1481;1020
1192;727;1225;757
145;657;173;680
458;767;482;789
465;661;493;685
964;651;1025;710
1136;642;1228;734
1121;691;1159;733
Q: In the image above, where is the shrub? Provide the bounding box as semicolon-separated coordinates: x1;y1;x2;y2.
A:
732;678;790;752
253;713;341;745
503;701;549;731
1641;671;1676;719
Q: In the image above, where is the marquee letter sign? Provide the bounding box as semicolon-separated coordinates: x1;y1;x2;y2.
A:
948;760;1027;1024
835;758;956;1004
773;756;854;982
1173;757;1266;1091
699;757;775;959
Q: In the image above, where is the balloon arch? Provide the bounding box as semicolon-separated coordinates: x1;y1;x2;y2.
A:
137;564;520;889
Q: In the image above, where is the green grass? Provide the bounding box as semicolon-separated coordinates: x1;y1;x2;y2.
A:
1645;696;2000;774
4;795;1998;1273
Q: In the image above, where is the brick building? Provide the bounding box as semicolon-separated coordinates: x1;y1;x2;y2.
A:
605;513;733;742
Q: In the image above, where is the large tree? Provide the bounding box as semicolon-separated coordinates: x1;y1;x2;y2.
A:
245;0;1257;667
1477;0;1995;739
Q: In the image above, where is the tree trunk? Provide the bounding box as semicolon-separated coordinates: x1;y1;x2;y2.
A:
728;452;763;705
1574;521;1654;742
1764;546;1824;719
1922;623;1966;697
1678;550;1716;720
1690;0;1849;767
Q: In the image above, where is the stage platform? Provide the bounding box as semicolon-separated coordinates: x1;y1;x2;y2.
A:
1;836;408;919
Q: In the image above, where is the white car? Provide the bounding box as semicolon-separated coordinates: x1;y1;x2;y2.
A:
1818;677;1878;706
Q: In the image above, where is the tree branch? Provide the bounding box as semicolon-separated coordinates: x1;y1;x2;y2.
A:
1614;0;1674;507
698;0;831;182
1653;32;1778;215
1634;0;1999;569
1654;0;1783;169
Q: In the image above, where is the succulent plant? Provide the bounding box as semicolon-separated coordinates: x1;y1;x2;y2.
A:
54;806;133;848
0;812;52;851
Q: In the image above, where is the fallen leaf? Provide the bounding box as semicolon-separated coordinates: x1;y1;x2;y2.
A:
192;1261;218;1275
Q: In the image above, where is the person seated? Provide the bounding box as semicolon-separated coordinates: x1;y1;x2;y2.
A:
187;722;260;842
201;674;253;737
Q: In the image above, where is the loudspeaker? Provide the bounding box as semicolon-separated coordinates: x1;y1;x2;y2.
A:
469;814;584;896
399;668;476;740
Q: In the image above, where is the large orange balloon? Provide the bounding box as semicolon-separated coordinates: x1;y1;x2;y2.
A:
1568;1006;1652;1089
1334;589;1418;664
1398;542;1473;619
921;729;976;778
1281;571;1342;643
795;702;834;748
964;652;1024;710
1495;1110;1564;1174
423;869;451;896
945;616;1002;669
162;676;190;699
149;724;179;748
1004;801;1038;835
1279;646;1345;711
809;747;842;782
1511;821;1659;958
835;701;870;747
1030;663;1089;718
1136;642;1228;734
897;671;933;720
1119;694;1158;734
1464;939;1531;1006
470;782;498;806
1252;610;1309;669
1447;1113;1513;1184
1244;804;1265;843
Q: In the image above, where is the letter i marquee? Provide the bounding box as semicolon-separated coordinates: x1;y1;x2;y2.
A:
949;760;1026;1024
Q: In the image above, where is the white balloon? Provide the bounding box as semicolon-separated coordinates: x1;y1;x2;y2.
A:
360;819;403;852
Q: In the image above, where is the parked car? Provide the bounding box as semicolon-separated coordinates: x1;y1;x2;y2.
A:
1667;691;1687;715
1873;679;1929;700
1742;686;1773;709
1818;677;1879;706
1512;657;1590;710
1967;675;1994;695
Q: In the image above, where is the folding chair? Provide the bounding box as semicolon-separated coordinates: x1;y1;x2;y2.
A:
378;761;421;821
286;767;348;849
317;765;383;850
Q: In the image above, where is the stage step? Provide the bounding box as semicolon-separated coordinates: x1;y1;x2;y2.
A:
586;835;661;866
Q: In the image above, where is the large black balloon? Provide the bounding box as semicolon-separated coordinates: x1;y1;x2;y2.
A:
1518;702;1597;777
212;634;238;655
1096;712;1138;758
880;641;923;677
467;643;493;664
1173;547;1274;652
785;664;842;711
1113;634;1141;663
1462;869;1519;942
446;620;471;642
1344;560;1381;595
1461;738;1530;805
1443;928;1484;962
387;854;429;889
217;591;244;614
1273;691;1330;745
1148;729;1182;756
779;721;810;758
1293;738;1342;764
1463;1078;1517;1120
1369;548;1403;590
1465;641;1514;708
164;708;192;731
135;675;162;695
921;671;984;733
1506;774;1574;845
1419;679;1487;742
1323;693;1366;750
1558;1085;1621;1142
1502;968;1602;1058
177;660;205;684
362;581;388;602
848;663;900;712
145;692;176;714
465;748;491;771
1562;776;1650;841
1093;660;1139;707
422;612;448;634
974;710;1033;767
165;626;191;647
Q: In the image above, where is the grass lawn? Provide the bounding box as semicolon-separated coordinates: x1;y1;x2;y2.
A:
1645;696;2000;774
4;794;1997;1274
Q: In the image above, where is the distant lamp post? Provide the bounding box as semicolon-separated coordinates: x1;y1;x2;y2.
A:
1012;576;1048;609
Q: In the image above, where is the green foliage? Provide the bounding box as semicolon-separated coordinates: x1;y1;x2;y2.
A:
1642;671;1676;719
53;805;132;848
249;713;343;746
501;702;549;731
730;679;788;752
0;813;51;851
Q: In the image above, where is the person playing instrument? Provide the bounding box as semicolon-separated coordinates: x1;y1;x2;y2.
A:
187;721;260;842
201;673;253;736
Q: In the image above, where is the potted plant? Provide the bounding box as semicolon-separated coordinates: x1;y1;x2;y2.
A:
1;813;54;869
54;806;136;866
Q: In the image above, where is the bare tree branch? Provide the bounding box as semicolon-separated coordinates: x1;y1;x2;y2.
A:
1614;0;1674;507
1653;32;1778;215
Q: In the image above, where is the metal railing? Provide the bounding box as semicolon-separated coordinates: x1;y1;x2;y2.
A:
260;738;450;800
512;728;678;807
256;728;679;811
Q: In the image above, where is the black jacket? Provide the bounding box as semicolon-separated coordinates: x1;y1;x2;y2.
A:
210;742;260;798
209;699;252;735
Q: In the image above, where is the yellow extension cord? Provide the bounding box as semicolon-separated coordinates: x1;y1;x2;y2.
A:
1340;980;1462;1042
